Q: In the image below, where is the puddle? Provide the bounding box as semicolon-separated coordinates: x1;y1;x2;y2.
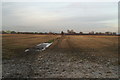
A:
25;43;52;52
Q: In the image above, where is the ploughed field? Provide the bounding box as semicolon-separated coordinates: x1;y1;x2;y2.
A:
2;34;119;78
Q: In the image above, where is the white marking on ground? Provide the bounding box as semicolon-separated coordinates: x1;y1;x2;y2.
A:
25;49;29;52
24;43;53;52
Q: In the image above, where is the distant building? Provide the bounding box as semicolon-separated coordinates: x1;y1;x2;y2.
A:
89;31;94;35
95;32;105;35
105;32;112;35
67;29;76;34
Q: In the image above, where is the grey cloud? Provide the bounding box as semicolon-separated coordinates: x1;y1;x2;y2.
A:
2;2;118;32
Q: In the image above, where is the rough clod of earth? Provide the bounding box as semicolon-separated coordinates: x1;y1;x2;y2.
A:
2;35;119;78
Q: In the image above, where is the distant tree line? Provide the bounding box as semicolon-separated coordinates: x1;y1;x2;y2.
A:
1;30;59;35
61;30;118;36
1;30;119;36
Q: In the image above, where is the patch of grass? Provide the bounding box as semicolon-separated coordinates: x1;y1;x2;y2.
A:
47;39;54;43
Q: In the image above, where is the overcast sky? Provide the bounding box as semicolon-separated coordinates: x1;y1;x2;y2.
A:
2;2;118;33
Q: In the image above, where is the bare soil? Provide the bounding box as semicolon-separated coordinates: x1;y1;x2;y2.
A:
2;35;119;78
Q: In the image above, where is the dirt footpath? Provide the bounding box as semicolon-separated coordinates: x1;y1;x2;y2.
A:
2;35;119;78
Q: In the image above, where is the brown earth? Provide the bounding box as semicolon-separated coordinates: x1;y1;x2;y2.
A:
2;34;61;59
2;35;119;78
